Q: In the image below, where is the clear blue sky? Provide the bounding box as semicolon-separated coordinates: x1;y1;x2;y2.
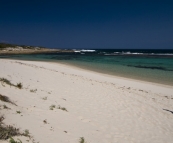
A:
0;0;173;49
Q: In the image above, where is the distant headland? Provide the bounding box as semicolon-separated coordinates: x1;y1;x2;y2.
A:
0;43;73;55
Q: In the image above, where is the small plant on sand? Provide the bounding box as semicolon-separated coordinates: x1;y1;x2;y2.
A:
0;125;21;140
43;119;47;124
0;94;16;105
0;94;10;102
49;105;56;110
16;83;22;89
0;116;4;122
9;137;22;143
3;105;8;109
0;78;14;87
16;111;21;114
0;117;30;141
30;89;37;93
3;104;10;109
42;97;47;100
0;77;23;90
79;137;86;143
57;105;68;112
23;129;29;136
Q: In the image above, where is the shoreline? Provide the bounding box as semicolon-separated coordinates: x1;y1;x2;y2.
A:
48;61;173;94
0;59;173;143
55;61;173;87
1;56;173;87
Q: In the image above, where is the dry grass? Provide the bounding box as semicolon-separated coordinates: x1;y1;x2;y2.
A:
0;117;21;140
0;117;30;140
0;94;16;106
0;125;21;140
0;77;23;89
0;78;14;87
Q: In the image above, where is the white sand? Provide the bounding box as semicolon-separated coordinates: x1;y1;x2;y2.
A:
0;59;173;143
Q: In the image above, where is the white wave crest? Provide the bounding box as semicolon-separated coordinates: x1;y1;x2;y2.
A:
74;50;81;52
73;49;96;52
80;50;96;52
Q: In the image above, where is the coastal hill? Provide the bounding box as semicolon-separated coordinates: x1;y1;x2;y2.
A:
0;43;72;54
0;43;45;50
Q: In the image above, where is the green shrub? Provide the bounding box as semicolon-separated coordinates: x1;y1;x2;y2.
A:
9;137;22;143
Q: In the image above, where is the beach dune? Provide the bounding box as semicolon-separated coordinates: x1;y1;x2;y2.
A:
0;59;173;143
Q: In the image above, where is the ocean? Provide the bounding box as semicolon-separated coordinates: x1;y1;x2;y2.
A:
1;49;173;86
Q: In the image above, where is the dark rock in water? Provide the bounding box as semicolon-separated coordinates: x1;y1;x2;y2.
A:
127;65;173;71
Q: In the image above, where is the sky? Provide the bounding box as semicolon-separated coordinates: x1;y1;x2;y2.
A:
0;0;173;49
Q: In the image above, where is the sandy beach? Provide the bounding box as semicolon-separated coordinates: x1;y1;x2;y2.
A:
0;59;173;143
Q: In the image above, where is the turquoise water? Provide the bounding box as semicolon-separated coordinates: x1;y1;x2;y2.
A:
1;49;173;85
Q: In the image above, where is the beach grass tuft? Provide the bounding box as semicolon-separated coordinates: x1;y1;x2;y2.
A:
16;111;21;114
42;97;47;100
30;89;37;93
16;83;22;89
0;116;4;122
0;94;16;106
0;77;23;89
0;94;10;102
57;105;68;112
23;129;29;136
0;117;30;140
0;125;21;140
3;105;8;109
3;104;10;109
43;120;47;124
79;137;86;143
0;78;14;87
49;105;56;110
